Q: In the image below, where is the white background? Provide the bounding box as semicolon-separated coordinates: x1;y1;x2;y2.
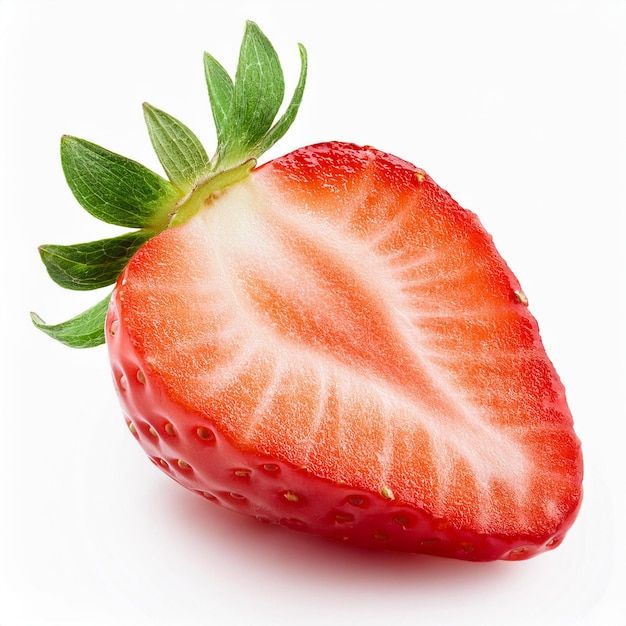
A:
1;1;625;624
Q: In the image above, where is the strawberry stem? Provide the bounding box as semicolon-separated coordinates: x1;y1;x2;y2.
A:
169;158;256;227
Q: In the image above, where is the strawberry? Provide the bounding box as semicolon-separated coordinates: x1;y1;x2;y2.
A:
32;22;582;561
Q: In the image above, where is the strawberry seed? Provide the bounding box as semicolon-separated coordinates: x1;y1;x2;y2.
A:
196;426;214;441
282;490;300;503
380;486;395;500
507;547;529;560
514;290;529;305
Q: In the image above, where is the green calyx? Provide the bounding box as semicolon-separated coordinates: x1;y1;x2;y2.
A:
32;21;308;349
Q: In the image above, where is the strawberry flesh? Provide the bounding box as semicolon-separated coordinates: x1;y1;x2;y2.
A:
108;142;582;560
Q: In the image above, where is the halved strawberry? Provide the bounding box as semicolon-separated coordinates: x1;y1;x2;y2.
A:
33;23;582;561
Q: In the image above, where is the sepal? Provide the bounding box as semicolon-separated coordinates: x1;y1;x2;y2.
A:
207;22;308;169
203;53;234;153
61;136;180;229
143;104;210;191
39;231;151;291
31;294;112;348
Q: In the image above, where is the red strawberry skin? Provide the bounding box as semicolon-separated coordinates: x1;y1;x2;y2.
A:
107;142;582;561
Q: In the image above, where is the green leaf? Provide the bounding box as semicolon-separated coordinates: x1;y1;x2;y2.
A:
222;21;285;164
142;103;210;191
203;53;234;150
39;230;151;291
61;136;181;229
31;294;111;349
252;43;308;158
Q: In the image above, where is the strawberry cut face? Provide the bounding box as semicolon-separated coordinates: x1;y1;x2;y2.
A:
109;142;582;559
